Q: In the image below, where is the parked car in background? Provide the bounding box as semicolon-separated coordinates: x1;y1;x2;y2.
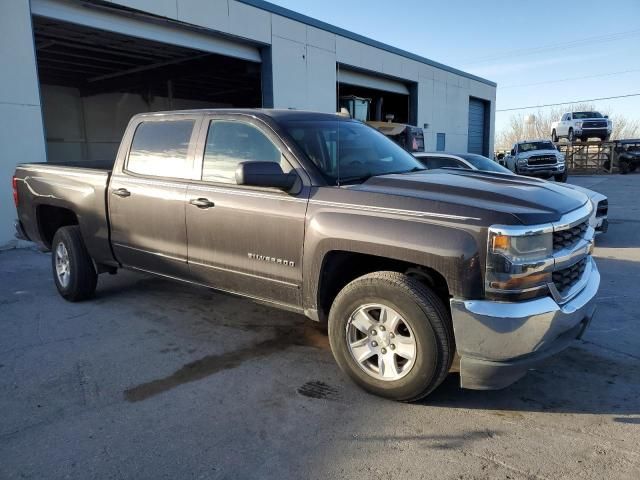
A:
616;144;640;174
504;140;567;182
413;152;511;174
551;112;612;142
414;152;608;234
13;109;600;401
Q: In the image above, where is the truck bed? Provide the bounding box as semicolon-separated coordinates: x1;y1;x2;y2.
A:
14;162;115;266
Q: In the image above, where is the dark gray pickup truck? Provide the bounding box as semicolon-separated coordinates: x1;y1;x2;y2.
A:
13;109;599;401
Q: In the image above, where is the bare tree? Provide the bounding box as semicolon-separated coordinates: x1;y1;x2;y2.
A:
496;103;639;149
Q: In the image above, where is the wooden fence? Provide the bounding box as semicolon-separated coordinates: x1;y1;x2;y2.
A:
554;139;640;174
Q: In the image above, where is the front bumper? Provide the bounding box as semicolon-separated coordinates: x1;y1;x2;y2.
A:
575;128;610;138
450;257;599;390
518;163;564;176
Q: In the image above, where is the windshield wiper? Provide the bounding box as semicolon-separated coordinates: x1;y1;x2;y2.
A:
386;166;428;175
338;173;374;185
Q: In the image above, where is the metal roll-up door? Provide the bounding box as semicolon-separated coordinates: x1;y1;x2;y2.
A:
468;98;487;155
337;69;409;95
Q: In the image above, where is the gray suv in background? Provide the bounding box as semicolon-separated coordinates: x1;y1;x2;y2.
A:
505;140;567;182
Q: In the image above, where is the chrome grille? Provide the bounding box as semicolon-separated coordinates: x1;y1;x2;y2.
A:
583;120;607;128
553;258;587;293
527;155;556;166
553;220;589;251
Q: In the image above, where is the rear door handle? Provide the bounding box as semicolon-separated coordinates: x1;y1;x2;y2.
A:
112;188;131;198
189;198;215;209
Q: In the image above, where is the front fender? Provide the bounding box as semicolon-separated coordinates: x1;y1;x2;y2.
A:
302;209;484;312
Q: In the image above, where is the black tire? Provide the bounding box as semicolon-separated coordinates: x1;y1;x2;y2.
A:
630;164;637;173
551;130;558;142
568;128;574;142
619;160;630;174
328;271;454;402
602;135;610;142
554;169;568;182
51;226;97;301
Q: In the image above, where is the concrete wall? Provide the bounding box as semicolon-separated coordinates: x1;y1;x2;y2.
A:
0;0;47;246
41;85;225;164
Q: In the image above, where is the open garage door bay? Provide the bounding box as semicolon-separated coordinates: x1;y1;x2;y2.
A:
31;4;263;164
337;67;413;125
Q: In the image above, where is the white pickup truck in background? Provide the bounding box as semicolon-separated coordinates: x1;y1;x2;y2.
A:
551;111;612;142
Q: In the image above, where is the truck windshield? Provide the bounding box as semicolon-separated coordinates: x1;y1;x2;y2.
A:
282;120;425;185
573;112;603;119
519;141;556;152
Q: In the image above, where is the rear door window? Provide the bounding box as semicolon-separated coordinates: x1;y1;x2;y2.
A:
127;120;195;179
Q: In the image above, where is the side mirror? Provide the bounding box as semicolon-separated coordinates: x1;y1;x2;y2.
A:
510;149;515;156
235;161;296;190
604;115;609;119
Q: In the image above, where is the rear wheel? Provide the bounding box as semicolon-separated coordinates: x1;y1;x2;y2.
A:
602;135;610;142
328;271;453;402
51;226;97;301
551;130;558;142
620;160;631;174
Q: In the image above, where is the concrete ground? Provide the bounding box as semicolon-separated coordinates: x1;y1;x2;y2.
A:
1;175;639;480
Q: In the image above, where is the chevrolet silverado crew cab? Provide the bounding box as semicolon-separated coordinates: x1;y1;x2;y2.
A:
13;109;599;401
505;139;567;182
551;111;612;142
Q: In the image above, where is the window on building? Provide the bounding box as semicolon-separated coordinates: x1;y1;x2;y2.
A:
202;121;283;184
127;120;195;178
436;133;446;152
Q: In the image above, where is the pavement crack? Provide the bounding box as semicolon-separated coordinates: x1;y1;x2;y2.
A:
582;340;640;361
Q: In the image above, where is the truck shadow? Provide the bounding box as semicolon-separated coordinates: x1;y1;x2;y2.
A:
425;342;640;415
95;258;638;415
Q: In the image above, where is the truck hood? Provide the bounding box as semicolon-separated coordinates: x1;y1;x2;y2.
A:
355;169;589;225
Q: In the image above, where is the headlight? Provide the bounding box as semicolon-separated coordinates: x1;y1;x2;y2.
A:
517;158;527;165
558;154;565;163
486;228;553;300
575;121;582;128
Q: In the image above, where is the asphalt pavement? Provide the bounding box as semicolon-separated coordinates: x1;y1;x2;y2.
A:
1;174;639;480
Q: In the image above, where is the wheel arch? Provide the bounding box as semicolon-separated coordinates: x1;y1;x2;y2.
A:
36;204;79;249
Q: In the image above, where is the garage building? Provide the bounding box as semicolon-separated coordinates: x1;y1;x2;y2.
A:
0;0;496;246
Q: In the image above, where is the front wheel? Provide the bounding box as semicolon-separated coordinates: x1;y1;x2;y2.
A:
51;226;97;301
568;128;574;142
328;271;454;402
555;170;568;182
551;130;558;142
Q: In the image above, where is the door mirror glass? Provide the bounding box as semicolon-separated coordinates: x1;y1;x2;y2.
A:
510;149;515;156
604;115;609;119
235;161;296;190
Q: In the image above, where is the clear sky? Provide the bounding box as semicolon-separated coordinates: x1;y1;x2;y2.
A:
269;0;640;134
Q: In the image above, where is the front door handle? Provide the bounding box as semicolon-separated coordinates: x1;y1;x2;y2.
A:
112;188;131;198
189;198;215;209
